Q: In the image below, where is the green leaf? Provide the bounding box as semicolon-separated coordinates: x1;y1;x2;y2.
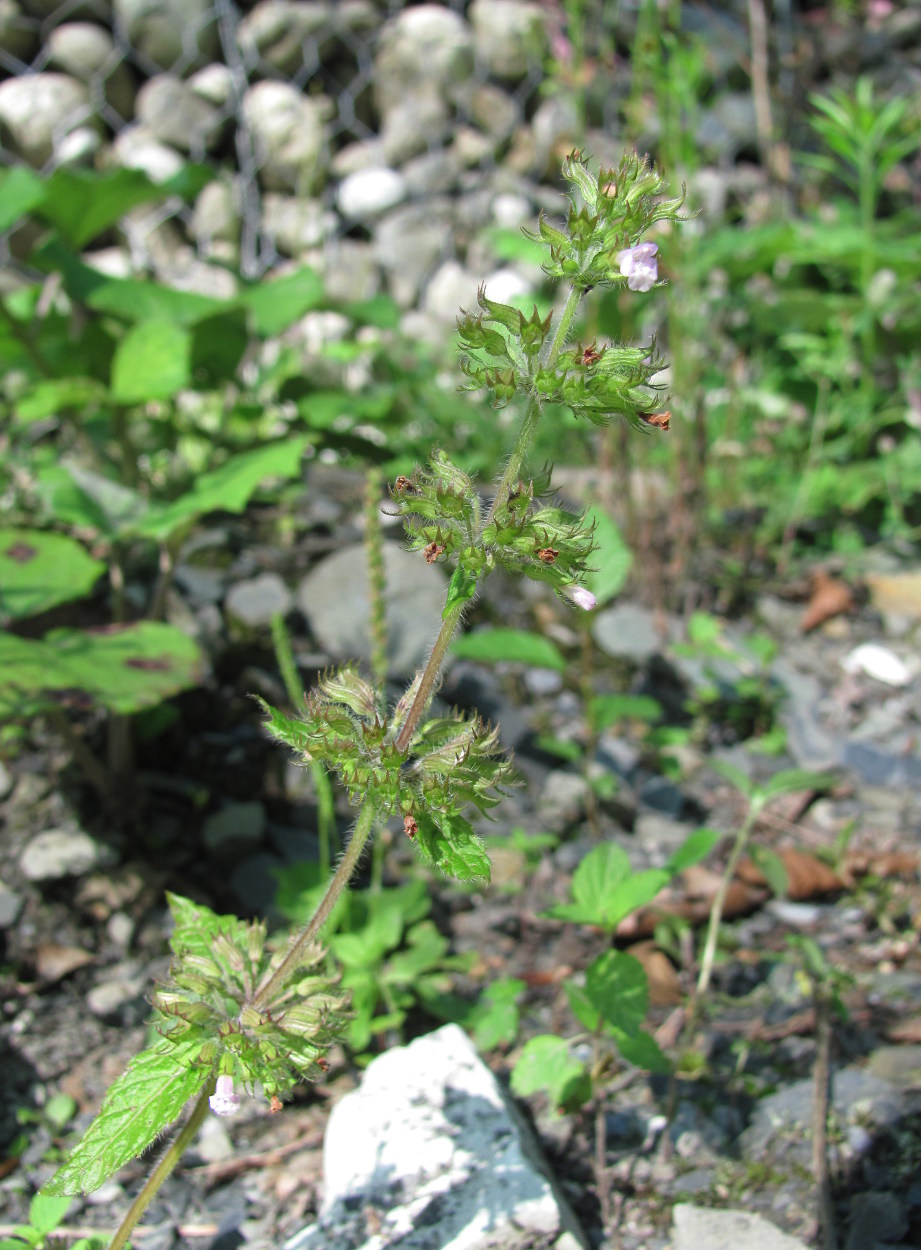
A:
451;627;566;672
110;319;193;403
414;812;491;883
28;1192;72;1237
14;377;108;423
0;624;205;717
590;693;662;731
466;977;525;1051
0;166;46;232
189;307;249;386
40;1042;209;1196
38;168;183;248
510;1035;591;1111
0;530;105;622
165;892;243;962
665;827;721;875
39;462;149;539
239;266;324;337
256;698;314;756
748;844;789;897
583;507;632;605
546;844;668;932
610;1026;670;1073
133;437;308;540
583;949;648;1034
709;758;754;799
443;565;479;618
757;768;836;804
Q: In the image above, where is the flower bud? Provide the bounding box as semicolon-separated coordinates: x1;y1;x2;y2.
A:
567;585;597;611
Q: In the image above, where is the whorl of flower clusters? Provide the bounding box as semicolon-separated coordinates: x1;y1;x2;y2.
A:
151;893;346;1103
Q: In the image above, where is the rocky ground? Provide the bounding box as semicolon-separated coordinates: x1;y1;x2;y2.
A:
1;468;920;1249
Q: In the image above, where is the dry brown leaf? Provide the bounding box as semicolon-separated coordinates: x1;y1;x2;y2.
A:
800;569;854;632
737;847;843;899
840;850;920;883
626;940;684;1006
34;942;95;983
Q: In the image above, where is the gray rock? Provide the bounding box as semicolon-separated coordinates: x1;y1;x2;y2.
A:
772;661;842;772
113;0;218;71
469;0;548;82
0;72;91;166
460;80;521;142
592;603;663;663
318;238;380;304
45;21;135;121
401;150;459;198
337;167;407;220
86;962;148;1020
538;770;590;834
202;801;266;856
0;879;23;928
508;92;581;177
844;1190;907;1250
297;541;447;676
372;201;454;306
188;63;234;107
672;1204;808;1250
238;0;336;76
286;1024;588;1250
190;180;240;249
373;4;475;118
0;759;12;799
225;571;293;629
698;92;759;157
135;73;226;156
263;193;337;255
20;828;117;881
0;0;38;64
421;259;480;325
380;86;451;165
242;81;329;194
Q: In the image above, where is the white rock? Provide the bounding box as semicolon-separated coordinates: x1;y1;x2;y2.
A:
469;0;549;81
337;167;407;219
112;126;184;182
421;259;479;324
672;1204;809;1250
20;828;116;881
0;72;90;166
287;1024;588;1250
242;80;329;193
373;4;474;116
841;642;911;687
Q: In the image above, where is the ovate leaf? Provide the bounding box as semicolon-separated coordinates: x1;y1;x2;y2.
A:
0;165;45;231
0;530;105;622
583;949;648;1035
110;319;192;403
451;627;566;672
510;1035;591;1112
583;506;632;606
665;827;721;875
239;266;324;336
40;1042;209;1196
546;843;668;931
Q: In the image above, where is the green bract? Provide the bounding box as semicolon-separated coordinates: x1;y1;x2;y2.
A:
258;670;514;883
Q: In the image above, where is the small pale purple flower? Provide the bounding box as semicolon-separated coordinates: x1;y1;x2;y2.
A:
616;242;659;293
567;586;597;611
209;1075;242;1118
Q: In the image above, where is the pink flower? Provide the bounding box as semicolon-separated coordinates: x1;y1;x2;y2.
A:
567;586;597;611
209;1075;242;1117
616;242;659;292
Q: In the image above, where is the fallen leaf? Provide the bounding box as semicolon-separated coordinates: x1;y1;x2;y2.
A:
840;850;920;883
866;571;921;620
737;847;843;899
800;569;854;632
627;940;683;1005
34;943;95;983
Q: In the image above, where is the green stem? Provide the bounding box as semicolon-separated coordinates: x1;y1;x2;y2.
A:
108;1077;216;1250
695;802;760;1000
253;799;376;1011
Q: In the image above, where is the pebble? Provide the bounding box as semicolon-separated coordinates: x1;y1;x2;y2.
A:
19;828;116;882
841;641;912;686
224;572;293;629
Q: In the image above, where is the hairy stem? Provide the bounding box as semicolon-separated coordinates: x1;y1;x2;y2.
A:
108;1077;216;1250
393;603;466;754
253;799;375;1010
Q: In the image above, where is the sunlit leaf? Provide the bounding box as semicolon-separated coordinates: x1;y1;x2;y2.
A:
451;627;566;672
0;530;105;622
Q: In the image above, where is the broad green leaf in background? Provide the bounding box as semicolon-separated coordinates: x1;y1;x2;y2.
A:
14;377;108;423
38;168;193;249
0;166;45;232
582;949;649;1035
40;1041;209;1196
451;627;566;672
239;266;324;337
110;319;193;403
510;1035;591;1112
38;462;149;538
583;506;632;606
590;693;662;731
0;530;105;622
665;827;721;875
748;844;789;897
546;843;668;932
609;1025;670;1073
134;436;309;540
466;977;525;1051
189;307;249;386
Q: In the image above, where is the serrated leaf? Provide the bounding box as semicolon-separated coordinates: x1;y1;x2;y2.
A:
414;812;491;883
256;698;314;756
665;827;721;875
610;1026;671;1073
547;844;667;931
0;530;105;622
510;1035;591;1111
110;319;192;403
584;949;649;1034
451;627;566;672
40;1042;209;1196
443;566;479;618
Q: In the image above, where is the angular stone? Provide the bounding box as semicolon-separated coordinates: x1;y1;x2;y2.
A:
20;828;116;882
672;1205;808;1250
242;81;329;193
0;72;91;166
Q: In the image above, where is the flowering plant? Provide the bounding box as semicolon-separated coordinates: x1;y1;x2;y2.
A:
39;150;686;1247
